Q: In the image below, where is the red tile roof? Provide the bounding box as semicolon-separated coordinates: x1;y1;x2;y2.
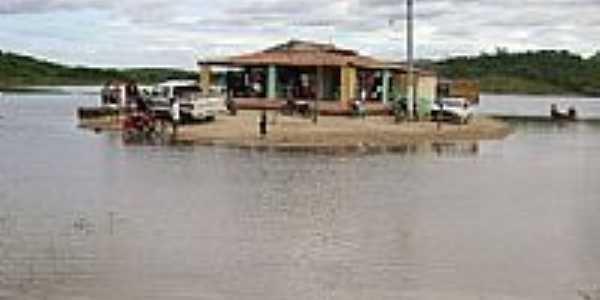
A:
201;40;384;68
200;40;436;76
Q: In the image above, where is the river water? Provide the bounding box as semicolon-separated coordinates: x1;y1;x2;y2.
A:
0;91;600;300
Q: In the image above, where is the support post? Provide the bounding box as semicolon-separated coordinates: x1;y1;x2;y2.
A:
382;69;391;105
406;0;415;119
267;65;277;100
316;67;325;100
200;65;211;97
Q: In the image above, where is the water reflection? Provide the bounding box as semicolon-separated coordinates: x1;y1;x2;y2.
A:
1;93;600;300
432;142;479;157
479;94;600;121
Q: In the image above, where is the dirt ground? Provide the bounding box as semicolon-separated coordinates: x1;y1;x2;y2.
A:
79;111;512;152
79;111;512;150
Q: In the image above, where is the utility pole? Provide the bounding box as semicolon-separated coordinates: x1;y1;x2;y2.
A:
406;0;415;119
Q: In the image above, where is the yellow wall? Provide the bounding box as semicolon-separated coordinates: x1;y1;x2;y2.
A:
417;75;437;102
417;75;437;117
392;73;411;98
391;72;437;117
340;66;357;105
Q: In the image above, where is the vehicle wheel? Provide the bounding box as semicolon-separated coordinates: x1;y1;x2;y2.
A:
463;114;473;124
206;116;216;122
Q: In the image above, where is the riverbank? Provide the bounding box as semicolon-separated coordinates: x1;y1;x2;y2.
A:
79;111;513;151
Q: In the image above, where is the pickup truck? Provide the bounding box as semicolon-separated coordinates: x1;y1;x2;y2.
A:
431;97;474;124
147;80;226;122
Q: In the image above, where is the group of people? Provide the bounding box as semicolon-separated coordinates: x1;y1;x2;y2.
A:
100;80;144;108
102;80;182;141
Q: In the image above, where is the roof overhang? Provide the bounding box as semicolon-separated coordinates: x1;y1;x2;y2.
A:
197;40;436;75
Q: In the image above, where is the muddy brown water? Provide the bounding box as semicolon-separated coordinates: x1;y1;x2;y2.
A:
1;90;600;300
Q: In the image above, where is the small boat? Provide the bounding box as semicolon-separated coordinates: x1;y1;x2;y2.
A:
77;80;139;119
550;104;577;121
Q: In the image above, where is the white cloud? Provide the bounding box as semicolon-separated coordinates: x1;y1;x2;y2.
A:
1;0;600;68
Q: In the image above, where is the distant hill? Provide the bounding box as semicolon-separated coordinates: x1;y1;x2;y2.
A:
432;48;600;96
0;50;197;89
4;48;600;96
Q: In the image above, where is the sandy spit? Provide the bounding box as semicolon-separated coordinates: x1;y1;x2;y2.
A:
79;111;512;152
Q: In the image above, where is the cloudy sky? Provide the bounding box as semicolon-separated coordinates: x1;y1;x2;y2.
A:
1;0;599;69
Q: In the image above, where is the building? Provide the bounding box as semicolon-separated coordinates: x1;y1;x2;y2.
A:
198;40;437;116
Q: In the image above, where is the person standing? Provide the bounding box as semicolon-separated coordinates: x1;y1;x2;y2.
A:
101;82;111;106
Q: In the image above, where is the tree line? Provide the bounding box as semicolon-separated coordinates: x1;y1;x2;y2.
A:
0;50;196;88
4;48;600;96
433;48;600;96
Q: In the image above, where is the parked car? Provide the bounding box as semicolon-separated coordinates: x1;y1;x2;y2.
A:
147;80;226;122
431;97;474;124
179;96;226;122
